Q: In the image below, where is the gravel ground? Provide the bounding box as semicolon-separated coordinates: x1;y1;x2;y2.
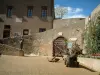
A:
0;55;99;75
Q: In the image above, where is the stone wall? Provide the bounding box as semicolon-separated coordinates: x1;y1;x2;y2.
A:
78;57;100;72
20;19;85;56
53;18;85;29
85;16;90;29
22;36;35;54
0;44;24;56
23;26;84;56
0;37;21;48
91;4;100;21
0;18;85;56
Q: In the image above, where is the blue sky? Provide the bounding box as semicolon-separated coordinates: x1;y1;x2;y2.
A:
55;0;100;18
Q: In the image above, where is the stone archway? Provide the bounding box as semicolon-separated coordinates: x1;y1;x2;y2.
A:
53;36;67;57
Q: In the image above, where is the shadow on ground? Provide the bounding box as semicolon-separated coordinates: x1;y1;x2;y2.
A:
79;65;96;72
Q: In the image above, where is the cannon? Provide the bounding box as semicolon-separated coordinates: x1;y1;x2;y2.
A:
64;42;82;67
65;52;79;67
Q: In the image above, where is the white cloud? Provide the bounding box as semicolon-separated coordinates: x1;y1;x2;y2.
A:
67;7;83;14
55;4;59;8
63;14;86;19
67;14;86;18
55;4;86;19
75;8;83;13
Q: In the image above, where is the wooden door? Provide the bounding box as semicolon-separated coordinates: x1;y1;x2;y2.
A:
53;37;67;57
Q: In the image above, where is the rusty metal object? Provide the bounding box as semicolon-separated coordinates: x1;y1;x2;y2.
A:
47;57;60;62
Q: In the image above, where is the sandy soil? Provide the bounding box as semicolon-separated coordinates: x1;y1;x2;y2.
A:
0;55;99;75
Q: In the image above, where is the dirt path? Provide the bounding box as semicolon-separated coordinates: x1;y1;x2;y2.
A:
0;55;99;75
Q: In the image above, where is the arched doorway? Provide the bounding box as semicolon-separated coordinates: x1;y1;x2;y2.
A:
53;36;67;57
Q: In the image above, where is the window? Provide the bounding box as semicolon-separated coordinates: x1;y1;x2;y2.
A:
3;25;11;38
7;6;13;17
39;28;46;32
27;6;33;17
41;6;47;17
4;25;11;29
23;29;29;35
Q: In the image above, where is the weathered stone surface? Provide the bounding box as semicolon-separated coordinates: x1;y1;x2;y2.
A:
0;37;21;48
30;25;84;56
91;4;100;21
0;44;24;56
78;57;100;72
0;19;85;56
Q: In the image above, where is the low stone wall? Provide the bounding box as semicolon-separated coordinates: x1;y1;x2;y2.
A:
0;37;21;48
0;21;84;56
22;36;37;55
32;26;84;56
78;57;100;72
20;25;84;56
0;44;24;56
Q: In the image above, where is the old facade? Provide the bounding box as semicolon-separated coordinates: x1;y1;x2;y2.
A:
22;4;100;56
0;0;54;39
21;18;85;56
0;1;100;56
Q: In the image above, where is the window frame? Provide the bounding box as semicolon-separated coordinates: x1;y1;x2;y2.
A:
4;25;11;30
3;25;11;38
23;29;29;35
39;28;46;32
41;6;47;18
7;6;13;18
27;6;33;17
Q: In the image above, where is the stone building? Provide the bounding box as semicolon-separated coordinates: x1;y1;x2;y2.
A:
91;4;100;22
0;17;85;56
22;18;85;56
0;1;99;56
0;0;85;56
0;0;54;39
25;4;100;56
85;4;100;26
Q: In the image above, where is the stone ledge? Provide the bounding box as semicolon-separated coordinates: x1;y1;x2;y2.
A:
78;57;100;72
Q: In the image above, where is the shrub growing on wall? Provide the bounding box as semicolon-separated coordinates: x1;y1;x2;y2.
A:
84;16;100;55
95;16;100;53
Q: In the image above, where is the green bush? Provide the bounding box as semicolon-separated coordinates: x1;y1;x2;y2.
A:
84;16;100;55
